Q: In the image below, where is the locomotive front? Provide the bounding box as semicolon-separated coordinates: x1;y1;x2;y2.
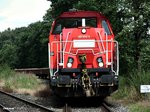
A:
48;11;119;97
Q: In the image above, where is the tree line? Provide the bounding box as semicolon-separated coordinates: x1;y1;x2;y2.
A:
0;0;149;74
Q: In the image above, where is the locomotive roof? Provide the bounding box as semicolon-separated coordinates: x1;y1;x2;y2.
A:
58;11;107;19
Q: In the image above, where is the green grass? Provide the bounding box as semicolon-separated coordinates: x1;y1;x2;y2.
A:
113;71;150;100
128;103;150;112
0;65;41;91
0;65;15;79
111;71;150;112
112;76;130;99
128;71;150;101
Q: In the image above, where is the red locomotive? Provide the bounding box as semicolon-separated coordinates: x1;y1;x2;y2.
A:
48;10;119;97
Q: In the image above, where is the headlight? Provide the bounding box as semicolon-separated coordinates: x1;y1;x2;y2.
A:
99;62;104;67
67;57;74;68
67;63;72;68
97;57;103;67
82;28;86;34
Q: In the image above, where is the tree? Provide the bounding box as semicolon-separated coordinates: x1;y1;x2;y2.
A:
15;21;50;68
0;29;17;67
117;0;150;72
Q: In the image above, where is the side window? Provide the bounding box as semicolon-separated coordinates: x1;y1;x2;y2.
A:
53;19;63;34
102;20;111;35
53;24;62;34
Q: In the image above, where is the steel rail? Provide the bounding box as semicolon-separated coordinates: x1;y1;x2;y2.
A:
0;104;11;112
101;100;115;112
62;103;72;112
0;90;54;112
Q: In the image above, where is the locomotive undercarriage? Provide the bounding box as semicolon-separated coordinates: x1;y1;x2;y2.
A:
50;68;118;97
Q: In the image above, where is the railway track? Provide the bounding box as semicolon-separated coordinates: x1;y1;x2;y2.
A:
0;90;53;112
0;104;11;112
63;97;116;112
15;68;50;79
62;103;72;112
0;90;116;112
101;101;114;112
57;97;115;112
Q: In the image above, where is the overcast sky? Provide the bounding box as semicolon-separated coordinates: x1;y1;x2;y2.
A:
0;0;50;31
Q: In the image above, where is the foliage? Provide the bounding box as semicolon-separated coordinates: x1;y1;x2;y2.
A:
0;21;51;68
15;21;50;68
0;29;18;67
116;0;150;73
47;0;79;18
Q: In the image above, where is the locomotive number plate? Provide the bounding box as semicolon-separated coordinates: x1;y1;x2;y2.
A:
73;40;95;48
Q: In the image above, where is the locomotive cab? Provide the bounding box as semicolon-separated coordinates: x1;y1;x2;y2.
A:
48;11;119;97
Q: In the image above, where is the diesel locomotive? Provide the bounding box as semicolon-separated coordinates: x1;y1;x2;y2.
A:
48;10;119;97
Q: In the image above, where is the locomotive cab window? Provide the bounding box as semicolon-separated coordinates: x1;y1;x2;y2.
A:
102;20;111;35
52;18;97;34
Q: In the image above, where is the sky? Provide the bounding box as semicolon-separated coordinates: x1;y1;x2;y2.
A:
0;0;50;31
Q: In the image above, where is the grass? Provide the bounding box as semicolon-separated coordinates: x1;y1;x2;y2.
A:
128;102;150;112
0;65;41;93
113;71;150;100
111;71;150;112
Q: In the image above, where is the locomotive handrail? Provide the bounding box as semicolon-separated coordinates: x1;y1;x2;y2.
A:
48;43;52;77
54;42;59;76
51;40;113;56
97;31;109;68
51;39;119;76
63;32;71;52
97;31;106;52
115;40;119;76
111;38;114;74
96;32;103;52
63;49;105;56
60;33;63;64
63;32;71;67
105;32;108;68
